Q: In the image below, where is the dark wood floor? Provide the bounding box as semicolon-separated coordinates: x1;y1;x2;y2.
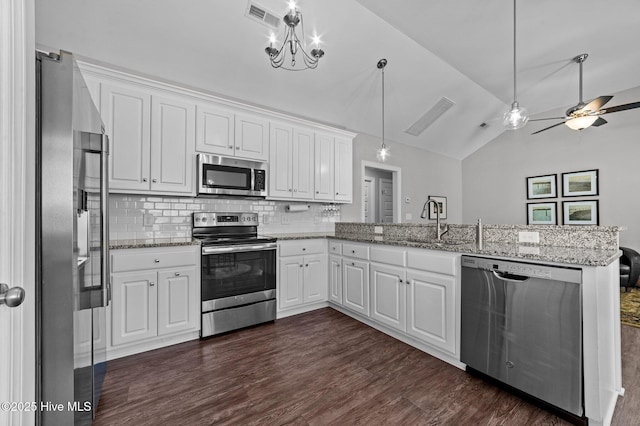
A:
94;308;640;425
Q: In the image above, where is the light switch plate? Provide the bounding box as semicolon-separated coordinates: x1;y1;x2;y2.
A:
518;231;540;244
374;226;383;234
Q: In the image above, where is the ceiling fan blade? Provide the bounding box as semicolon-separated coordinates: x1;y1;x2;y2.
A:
582;95;613;112
600;101;640;115
529;117;566;122
592;117;607;127
531;122;565;135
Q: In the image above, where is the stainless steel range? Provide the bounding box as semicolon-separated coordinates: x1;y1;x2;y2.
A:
193;212;277;337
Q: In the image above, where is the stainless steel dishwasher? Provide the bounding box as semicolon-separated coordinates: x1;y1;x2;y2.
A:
460;255;583;417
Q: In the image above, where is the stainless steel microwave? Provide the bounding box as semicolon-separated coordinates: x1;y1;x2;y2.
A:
197;153;267;198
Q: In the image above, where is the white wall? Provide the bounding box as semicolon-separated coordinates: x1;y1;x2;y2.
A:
462;85;640;249
341;133;463;224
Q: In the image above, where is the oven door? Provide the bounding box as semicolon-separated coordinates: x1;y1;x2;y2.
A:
201;242;276;312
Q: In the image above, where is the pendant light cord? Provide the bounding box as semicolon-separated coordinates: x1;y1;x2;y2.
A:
512;0;517;104
381;65;386;149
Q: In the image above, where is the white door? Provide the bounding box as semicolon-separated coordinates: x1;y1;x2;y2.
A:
150;93;195;193
195;102;235;156
1;4;36;423
278;257;304;309
269;124;293;198
334;138;353;202
370;263;406;332
364;177;376;223
303;254;326;303
342;259;369;316
157;268;198;336
328;255;343;305
379;178;394;223
314;133;334;201
235;113;269;161
111;272;158;345
292;128;314;199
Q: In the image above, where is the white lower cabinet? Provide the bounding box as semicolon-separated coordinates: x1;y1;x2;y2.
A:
328;240;460;361
370;263;406;332
109;246;200;358
406;269;456;354
328;254;343;305
342;258;369;316
277;240;328;314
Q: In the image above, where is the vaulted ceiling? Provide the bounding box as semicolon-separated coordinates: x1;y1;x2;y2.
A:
35;0;640;159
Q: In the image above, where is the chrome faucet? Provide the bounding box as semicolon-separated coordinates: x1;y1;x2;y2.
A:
420;199;449;241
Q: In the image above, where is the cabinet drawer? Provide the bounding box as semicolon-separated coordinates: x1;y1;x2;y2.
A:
111;247;197;273
342;243;370;260
278;239;326;257
370;246;406;267
406;249;458;276
328;241;342;255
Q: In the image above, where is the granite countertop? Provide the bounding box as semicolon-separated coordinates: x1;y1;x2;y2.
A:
329;233;620;267
265;232;335;240
109;237;201;250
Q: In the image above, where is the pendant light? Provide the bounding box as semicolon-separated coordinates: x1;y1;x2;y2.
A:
376;58;389;162
503;0;529;130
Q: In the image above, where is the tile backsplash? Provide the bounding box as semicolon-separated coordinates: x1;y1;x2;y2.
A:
109;194;340;240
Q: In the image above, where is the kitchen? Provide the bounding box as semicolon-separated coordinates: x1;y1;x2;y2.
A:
2;0;640;425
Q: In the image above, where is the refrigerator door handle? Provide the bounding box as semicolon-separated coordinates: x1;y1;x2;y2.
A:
101;134;111;306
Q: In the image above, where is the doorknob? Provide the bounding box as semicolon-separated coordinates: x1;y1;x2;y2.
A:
0;283;26;308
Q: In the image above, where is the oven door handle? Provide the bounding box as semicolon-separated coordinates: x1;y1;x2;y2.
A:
202;242;277;255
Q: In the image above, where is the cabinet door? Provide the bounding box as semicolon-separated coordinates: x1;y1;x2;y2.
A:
196;103;235;156
269;123;293;198
334;137;353;202
328;254;343;305
150;94;195;194
314;133;334;201
111;271;157;346
342;259;369;316
278;257;304;309
406;270;456;354
157;268;198;336
303;254;327;303
292;128;314;199
235;113;269;161
101;82;151;192
370;263;406;332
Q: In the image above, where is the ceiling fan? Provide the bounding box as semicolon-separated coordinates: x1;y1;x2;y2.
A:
530;53;640;135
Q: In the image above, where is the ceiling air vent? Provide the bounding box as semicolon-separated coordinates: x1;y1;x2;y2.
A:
405;97;456;136
246;1;281;30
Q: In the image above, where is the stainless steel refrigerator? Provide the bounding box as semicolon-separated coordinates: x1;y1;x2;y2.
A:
36;51;110;425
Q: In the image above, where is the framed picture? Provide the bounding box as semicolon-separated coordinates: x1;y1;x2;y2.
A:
562;169;598;197
526;174;557;199
427;196;447;220
563;200;599;225
527;202;557;225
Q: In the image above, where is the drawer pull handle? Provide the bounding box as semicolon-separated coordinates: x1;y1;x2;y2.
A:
152;178;157;183
175;272;181;276
142;178;148;182
154;259;160;263
302;248;306;251
305;264;309;267
352;250;355;254
149;282;155;287
352;262;355;266
399;279;403;283
229;145;233;149
299;264;303;268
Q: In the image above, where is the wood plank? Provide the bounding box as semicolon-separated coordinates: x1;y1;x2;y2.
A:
94;308;637;425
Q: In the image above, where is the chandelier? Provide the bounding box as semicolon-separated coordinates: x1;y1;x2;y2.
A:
265;1;324;71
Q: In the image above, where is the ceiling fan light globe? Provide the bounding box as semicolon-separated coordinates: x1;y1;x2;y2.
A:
503;102;529;130
565;115;598;130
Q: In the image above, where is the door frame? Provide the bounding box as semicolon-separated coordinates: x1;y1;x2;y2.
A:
0;0;36;425
360;161;401;223
363;176;376;223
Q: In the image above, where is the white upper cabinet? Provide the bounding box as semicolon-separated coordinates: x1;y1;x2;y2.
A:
195;103;235;156
150;93;195;193
314;133;335;201
101;81;152;192
268;123;314;200
235;113;269;161
334;137;353;203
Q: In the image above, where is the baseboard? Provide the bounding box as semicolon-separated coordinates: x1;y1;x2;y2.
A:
277;301;329;319
107;330;200;361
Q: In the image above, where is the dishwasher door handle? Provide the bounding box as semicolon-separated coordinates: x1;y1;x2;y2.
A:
492;270;530;283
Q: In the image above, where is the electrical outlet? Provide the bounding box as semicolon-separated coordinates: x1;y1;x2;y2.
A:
518;231;540;244
374;226;383;234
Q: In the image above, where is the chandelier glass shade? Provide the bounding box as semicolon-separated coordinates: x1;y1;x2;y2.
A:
265;2;324;71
